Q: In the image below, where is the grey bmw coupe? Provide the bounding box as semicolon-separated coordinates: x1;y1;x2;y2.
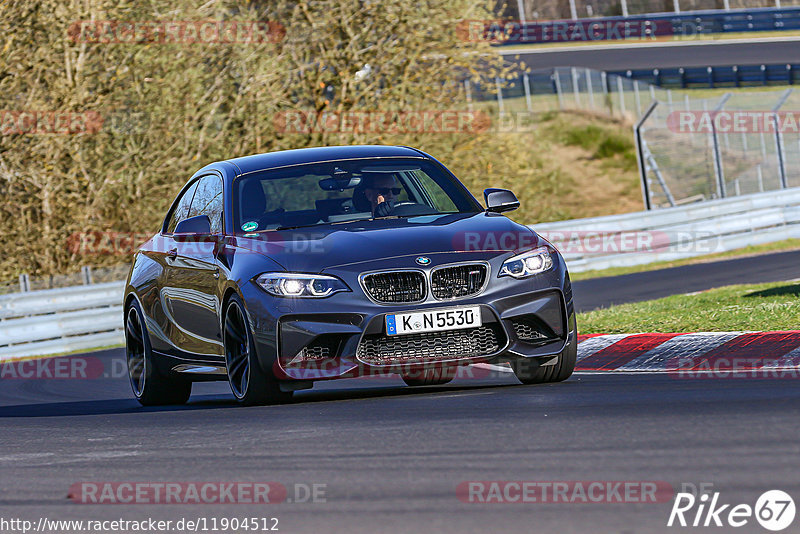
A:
124;145;576;405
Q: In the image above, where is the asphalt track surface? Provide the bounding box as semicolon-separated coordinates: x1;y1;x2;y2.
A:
572;248;800;312
502;37;800;71
2;251;800;533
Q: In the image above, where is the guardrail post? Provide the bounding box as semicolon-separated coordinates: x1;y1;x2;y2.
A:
19;274;30;293
81;266;93;285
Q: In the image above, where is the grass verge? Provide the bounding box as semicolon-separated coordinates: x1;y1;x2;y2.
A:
578;280;800;334
569;238;800;281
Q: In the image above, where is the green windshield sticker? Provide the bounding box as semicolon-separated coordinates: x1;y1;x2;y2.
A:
241;221;259;232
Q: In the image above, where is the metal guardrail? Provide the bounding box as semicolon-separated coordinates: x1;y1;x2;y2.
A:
2;188;800;359
533;186;800;272
0;282;124;360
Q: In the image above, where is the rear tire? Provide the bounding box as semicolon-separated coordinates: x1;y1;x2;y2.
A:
402;365;455;387
511;313;577;385
224;295;292;406
125;300;191;406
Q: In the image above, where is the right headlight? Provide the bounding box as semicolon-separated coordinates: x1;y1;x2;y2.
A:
255;273;350;298
498;247;553;279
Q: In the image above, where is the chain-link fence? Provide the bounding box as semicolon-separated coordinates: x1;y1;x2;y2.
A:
470;67;668;120
472;67;797;209
639;88;800;208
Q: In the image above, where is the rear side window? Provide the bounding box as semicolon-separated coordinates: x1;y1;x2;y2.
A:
188;175;224;234
164;180;199;234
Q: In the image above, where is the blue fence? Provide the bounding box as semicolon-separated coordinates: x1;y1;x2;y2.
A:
609;64;800;89
491;6;800;45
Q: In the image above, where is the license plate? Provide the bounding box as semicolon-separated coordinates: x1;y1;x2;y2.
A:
385;306;481;336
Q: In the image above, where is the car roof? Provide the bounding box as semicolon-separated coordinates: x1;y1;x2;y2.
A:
222;145;427;176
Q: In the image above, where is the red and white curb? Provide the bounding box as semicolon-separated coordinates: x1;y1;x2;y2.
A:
576;331;800;373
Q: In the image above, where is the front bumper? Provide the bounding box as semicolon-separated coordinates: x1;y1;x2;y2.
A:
240;251;574;382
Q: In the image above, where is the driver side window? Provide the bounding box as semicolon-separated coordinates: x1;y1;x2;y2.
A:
164;180;200;234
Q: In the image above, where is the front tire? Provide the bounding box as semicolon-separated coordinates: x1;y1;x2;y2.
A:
511;313;577;385
125;300;191;406
224;295;292;406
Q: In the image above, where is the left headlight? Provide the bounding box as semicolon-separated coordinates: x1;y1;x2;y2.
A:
255;273;350;298
498;247;553;279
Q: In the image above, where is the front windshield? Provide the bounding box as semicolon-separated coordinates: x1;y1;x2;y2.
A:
234;157;481;233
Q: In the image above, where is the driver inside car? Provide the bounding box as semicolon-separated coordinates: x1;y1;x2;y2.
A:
362;174;402;217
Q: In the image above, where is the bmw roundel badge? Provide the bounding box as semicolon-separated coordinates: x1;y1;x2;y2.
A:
415;256;431;266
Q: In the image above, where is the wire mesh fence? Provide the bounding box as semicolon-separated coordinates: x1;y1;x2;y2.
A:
474;67;797;209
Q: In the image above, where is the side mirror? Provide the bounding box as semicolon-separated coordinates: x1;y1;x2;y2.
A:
484;188;520;213
174;214;212;240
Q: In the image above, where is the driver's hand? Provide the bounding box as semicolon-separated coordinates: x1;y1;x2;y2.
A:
374;198;395;217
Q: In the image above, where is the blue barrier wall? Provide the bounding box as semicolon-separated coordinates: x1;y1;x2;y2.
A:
609;64;800;89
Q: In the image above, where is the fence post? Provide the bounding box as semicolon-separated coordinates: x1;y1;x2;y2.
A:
569;0;578;19
554;70;564;110
19;274;30;293
464;80;473;112
634;101;659;210
522;73;532;112
773;88;793;189
586;68;595;109
673;0;680;12
710;94;732;199
571;67;580;108
616;76;626;116
495;78;504;113
601;71;610;114
634;80;642;116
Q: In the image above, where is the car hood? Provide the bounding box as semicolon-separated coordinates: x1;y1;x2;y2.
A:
233;212;543;273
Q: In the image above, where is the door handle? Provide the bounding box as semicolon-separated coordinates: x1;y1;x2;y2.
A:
166;248;178;259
